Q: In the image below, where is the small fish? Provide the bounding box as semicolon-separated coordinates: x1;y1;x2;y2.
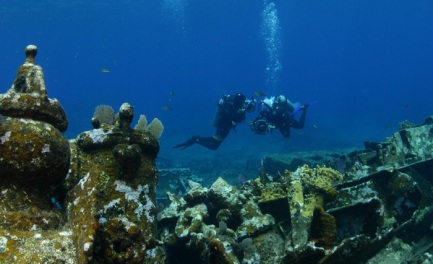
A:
255;91;266;97
385;125;392;130
100;68;111;73
312;124;318;129
170;91;176;97
51;197;62;210
162;105;173;111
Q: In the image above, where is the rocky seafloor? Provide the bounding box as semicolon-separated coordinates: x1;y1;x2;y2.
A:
1;46;433;263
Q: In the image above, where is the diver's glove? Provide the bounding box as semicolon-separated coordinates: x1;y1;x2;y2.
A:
172;136;199;149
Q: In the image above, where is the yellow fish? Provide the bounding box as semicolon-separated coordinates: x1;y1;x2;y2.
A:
162;105;173;111
100;68;111;73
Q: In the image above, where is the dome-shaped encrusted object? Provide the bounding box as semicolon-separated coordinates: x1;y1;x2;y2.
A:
0;45;68;132
0;45;70;185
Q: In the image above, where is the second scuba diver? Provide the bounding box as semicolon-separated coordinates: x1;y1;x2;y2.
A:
172;93;256;150
250;95;308;138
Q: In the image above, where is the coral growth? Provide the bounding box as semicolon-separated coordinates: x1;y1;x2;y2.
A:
135;114;164;139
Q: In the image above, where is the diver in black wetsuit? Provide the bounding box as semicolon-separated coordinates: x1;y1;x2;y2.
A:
173;93;256;150
250;95;308;138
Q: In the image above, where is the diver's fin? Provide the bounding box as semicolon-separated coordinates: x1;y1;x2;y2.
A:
172;137;198;149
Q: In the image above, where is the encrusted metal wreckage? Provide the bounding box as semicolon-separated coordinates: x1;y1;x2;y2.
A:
157;119;433;263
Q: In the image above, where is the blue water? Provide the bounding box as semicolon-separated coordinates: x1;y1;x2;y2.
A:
1;1;433;166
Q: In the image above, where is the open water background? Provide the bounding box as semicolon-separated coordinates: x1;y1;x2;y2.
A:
1;1;433;171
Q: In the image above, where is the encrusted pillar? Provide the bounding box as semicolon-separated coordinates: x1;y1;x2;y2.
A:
67;103;164;263
0;45;72;262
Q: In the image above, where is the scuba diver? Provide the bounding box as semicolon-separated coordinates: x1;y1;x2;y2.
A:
173;93;256;150
250;95;308;138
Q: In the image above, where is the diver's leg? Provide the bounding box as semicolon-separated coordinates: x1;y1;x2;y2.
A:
172;136;200;149
195;136;223;150
195;126;230;150
172;136;222;150
172;126;229;150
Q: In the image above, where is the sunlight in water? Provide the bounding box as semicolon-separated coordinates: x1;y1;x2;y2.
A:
162;0;187;39
261;1;282;91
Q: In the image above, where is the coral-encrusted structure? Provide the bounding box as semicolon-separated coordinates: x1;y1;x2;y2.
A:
66;102;163;263
157;117;433;263
0;45;68;132
157;166;342;263
0;45;70;185
0;45;72;263
0;46;165;263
